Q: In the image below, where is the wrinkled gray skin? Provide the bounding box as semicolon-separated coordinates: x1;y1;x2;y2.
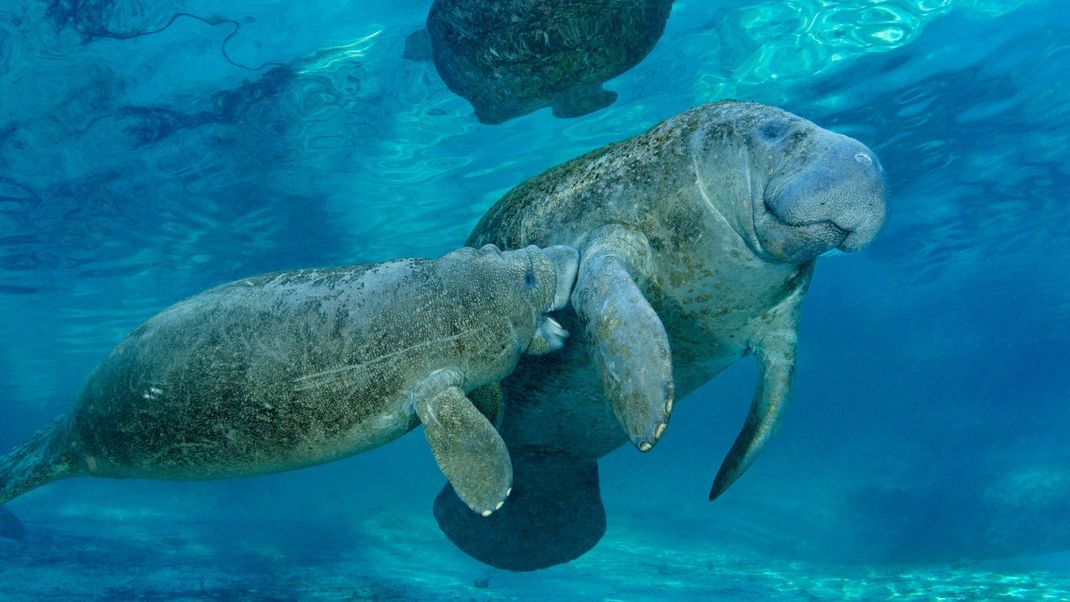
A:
434;101;886;570
422;0;674;124
0;245;579;517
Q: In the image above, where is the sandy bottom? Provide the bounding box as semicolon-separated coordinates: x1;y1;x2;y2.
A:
2;502;1068;601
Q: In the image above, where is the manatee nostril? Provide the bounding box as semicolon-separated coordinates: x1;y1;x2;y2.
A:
854;152;873;167
759;120;791;141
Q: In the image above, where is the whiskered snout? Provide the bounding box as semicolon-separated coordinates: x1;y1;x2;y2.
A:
765;136;885;255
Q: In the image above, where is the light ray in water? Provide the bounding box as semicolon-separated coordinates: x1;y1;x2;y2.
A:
297;30;384;75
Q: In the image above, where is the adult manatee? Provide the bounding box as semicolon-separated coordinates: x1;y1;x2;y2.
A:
422;0;674;124
434;101;886;570
0;244;578;517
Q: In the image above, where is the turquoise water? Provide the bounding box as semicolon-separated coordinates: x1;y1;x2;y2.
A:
1;0;1069;599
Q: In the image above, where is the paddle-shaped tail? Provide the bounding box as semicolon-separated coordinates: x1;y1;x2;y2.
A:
433;448;606;571
1;418;76;505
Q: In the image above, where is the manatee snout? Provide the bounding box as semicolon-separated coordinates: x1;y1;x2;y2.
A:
521;244;579;356
765;135;885;256
485;244;578;311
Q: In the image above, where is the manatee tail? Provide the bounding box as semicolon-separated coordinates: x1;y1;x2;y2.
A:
0;417;76;505
402;27;432;62
433;448;605;571
551;84;618;119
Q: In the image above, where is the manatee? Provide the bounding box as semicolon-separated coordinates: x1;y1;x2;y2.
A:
0;244;579;517
402;27;433;62
422;0;674;124
433;101;886;570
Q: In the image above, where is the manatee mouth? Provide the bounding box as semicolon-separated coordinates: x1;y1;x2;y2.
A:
761;196;852;248
758;138;885;260
753;190;852;262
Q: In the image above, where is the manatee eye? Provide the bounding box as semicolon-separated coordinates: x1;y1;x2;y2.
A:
524;269;536;289
759;120;791;141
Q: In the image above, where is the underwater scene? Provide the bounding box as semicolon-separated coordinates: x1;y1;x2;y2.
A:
1;0;1069;599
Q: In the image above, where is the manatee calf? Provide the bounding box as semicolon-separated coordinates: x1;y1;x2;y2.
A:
434;101;886;570
421;0;674;124
0;244;578;516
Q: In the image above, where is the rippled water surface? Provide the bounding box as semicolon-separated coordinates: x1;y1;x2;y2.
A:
1;1;1069;599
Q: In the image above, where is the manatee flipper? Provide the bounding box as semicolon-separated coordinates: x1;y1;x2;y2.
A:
526;316;569;356
1;418;76;505
468;382;505;430
572;225;674;451
552;83;618;118
434;448;605;571
414;371;512;516
402;27;432;62
709;322;800;501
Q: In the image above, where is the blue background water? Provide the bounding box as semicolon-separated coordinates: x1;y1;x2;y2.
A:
1;0;1069;599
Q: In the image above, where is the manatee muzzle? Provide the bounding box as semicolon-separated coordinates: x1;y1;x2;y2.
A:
764;135;885;255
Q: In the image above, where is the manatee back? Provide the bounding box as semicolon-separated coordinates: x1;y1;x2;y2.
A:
468;107;704;249
427;0;674;123
66;256;543;478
